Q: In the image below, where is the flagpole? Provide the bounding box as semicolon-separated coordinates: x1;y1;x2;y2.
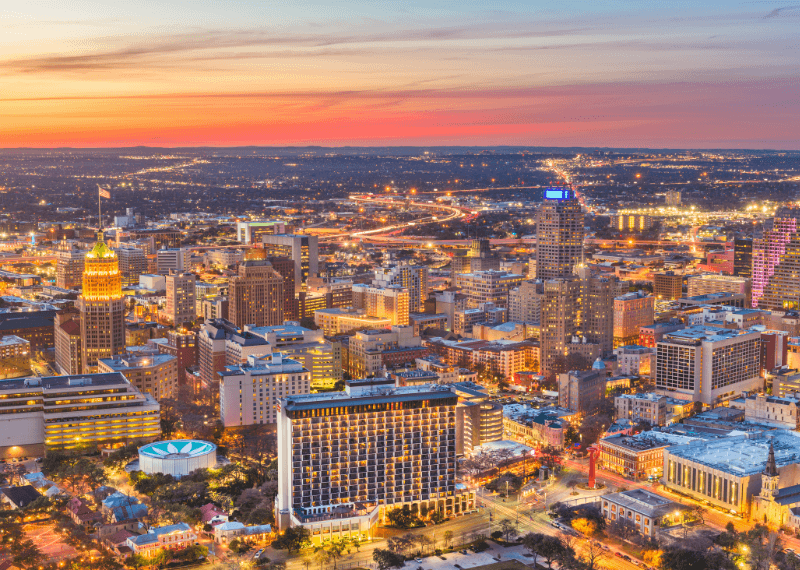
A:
97;185;102;232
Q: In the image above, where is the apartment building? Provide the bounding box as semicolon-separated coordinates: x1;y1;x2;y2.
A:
98;352;179;401
614;393;669;426
219;353;311;426
165;271;197;326
55;245;85;290
0;335;31;380
558;365;607;413
276;380;474;539
0;372;160;459
687;274;751;305
613;291;655;347
373;264;429;312
197;319;240;391
653;272;683;301
347;326;422;378
314;307;392;335
508;280;545;324
117;246;148;286
351;284;410;326
455;270;524;309
156;248;189;274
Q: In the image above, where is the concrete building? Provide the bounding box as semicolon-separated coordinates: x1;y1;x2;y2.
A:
451;382;504;454
236;220;286;244
433;289;468;330
0;335;31;380
653;271;683;301
351;284;410;326
614;393;673;426
197;319;239;392
55;312;82;375
655;326;762;405
0;372;160;459
600;431;701;480
347;326;422;378
665;190;681;207
613;344;654;377
139;273;166;291
98;351;178;401
688;274;751;306
734;238;753;279
663;431;800;516
639;321;685;348
558;363;607;413
156;248;189;274
117;246;147;286
373;264;429;313
455;270;524;309
536;188;584;280
219;353;311;426
55;244;85;290
744;393;800;429
600;489;687;537
613;291;655;348
150;329;197;388
508;280;545;324
409;313;449;336
261;234;318;291
580;270;618;357
753;216;798;309
275;381;474;538
79;236;125;372
228;260;284;328
503;405;570;449
454;302;506;336
314;307;392;335
165;271;196;326
540;277;581;373
205;248;245;268
225;330;271;365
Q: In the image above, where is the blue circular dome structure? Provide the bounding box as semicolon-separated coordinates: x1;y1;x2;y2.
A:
138;439;217;478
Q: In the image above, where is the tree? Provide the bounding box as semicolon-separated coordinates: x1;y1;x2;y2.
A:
564;425;579;447
571;517;598;537
373;548;405;570
578;541;606;570
125;554;149;569
444;530;454;548
520;533;543;568
430;509;445;524
274;526;312;554
11;539;44;569
536;535;568;569
314;538;349;570
386;505;422;529
499;519;518;542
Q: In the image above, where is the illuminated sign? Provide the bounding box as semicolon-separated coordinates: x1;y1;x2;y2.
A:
544;188;573;200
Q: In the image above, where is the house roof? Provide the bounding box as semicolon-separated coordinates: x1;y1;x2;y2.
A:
1;485;41;508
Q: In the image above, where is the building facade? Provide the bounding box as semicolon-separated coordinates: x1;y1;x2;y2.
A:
98;352;178;401
613;291;655;348
536;188;584;280
165;271;197;326
228;260;285;328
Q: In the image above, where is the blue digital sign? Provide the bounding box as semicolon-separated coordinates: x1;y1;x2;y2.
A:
544;188;572;200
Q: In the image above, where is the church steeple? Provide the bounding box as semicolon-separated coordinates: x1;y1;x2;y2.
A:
764;441;778;477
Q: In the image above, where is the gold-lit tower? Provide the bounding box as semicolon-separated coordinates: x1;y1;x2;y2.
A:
79;233;125;372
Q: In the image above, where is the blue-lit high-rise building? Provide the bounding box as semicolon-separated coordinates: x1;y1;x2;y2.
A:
536;188;584;280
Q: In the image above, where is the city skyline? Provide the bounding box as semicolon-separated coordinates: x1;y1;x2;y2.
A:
1;1;799;148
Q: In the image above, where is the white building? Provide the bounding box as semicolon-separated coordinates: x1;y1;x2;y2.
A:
156;248;189;274
745;393;800;429
219;353;311;426
126;523;196;558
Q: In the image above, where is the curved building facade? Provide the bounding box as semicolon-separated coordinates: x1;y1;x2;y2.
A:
138;439;217;478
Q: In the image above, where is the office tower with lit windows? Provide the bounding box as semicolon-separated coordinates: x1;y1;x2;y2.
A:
508;280;545;323
166;271;197;326
580;271;617;357
373;264;429;313
752;217;797;308
665;190;681;207
351;284;410;326
156;248;189;274
228;260;285;328
56;243;85;290
275;380;474;538
118;245;148;286
79;235;125;372
454;270;524;309
540;277;582;373
198;319;239;392
55;310;82;375
535;188;584;280
261;234;319;291
734;238;753;279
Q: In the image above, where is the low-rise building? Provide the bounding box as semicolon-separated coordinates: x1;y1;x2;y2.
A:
600;489;689;537
503;405;569;449
346;326;422;378
599;431;700;480
613;345;654;377
213;521;272;544
744;393;800;429
558;363;607;413
0;335;31;379
614;393;689;427
126;522;196;558
314;307;393;335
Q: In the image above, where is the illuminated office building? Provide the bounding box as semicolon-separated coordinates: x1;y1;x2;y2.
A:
261;235;319;291
752;217;797;308
734;238;753;279
536;189;584;280
79;235;125;372
351;284;410;326
228;260;285;328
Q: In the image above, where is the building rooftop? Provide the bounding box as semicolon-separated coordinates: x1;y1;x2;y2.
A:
603;489;687;517
218;353;306;377
667;431;800;476
0;372;131;393
600;430;701;451
99;353;176;370
662;325;757;344
281;383;457;412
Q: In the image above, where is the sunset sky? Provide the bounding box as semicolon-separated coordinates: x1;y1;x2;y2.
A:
2;0;799;148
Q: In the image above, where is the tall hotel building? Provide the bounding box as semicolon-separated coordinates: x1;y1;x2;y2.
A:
752;217;797;308
535;188;584;280
655;326;761;405
0;372;160;459
79;235;125;372
351;284;410;326
373;265;429;313
262;235;319;291
276;380;475;540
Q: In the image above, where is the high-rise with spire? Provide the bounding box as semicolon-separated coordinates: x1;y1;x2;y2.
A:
79;233;125;372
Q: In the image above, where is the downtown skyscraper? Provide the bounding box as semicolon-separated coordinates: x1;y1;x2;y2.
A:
79;234;125;372
535;188;584;280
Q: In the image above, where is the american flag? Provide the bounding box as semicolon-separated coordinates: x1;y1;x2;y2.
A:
98;186;111;199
